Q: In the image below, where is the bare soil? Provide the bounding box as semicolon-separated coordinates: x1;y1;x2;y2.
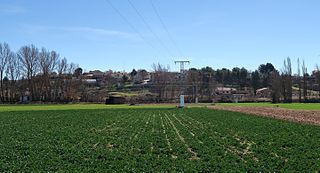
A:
209;105;320;126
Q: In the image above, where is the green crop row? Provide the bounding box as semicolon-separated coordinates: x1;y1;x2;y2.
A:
0;108;320;171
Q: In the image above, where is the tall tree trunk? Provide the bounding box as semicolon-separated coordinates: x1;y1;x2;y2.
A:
0;72;3;102
298;80;302;103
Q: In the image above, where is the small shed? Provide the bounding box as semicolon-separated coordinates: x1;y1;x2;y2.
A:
105;96;126;104
20;91;31;104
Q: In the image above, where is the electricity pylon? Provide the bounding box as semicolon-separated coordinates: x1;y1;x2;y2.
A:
174;60;190;73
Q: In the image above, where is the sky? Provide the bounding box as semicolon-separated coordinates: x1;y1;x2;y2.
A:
0;0;320;73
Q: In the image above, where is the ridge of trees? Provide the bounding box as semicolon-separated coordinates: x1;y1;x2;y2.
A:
1;42;320;103
0;42;80;103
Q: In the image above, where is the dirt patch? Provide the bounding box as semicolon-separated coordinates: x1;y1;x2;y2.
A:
209;105;320;126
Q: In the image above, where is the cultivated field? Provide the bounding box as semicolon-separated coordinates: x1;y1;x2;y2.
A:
216;102;320;110
212;103;320;125
1;105;320;171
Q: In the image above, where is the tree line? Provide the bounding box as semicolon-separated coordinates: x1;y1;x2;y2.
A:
271;57;320;103
1;42;320;104
150;59;320;103
0;42;81;103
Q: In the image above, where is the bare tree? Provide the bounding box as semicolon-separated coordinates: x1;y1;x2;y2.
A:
0;43;85;103
0;43;12;102
65;62;79;102
39;48;59;101
40;49;58;76
302;60;308;101
297;58;302;102
57;58;68;75
18;45;40;100
315;64;320;98
282;57;292;103
199;67;215;102
53;57;68;101
187;68;200;102
151;63;171;102
6;53;21;102
271;70;282;103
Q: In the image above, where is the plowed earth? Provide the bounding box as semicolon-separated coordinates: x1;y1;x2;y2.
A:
209;105;320;125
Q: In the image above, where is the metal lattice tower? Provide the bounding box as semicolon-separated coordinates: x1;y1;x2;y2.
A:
174;60;190;73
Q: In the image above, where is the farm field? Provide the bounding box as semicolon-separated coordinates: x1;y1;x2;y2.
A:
1;106;320;171
0;103;212;112
0;104;174;112
216;102;320;110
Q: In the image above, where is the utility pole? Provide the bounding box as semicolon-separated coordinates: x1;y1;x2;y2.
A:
174;60;190;73
174;60;190;105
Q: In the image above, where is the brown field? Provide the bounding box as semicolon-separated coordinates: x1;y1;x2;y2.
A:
209;105;320;126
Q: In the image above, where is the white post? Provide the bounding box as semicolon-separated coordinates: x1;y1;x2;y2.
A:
180;95;185;108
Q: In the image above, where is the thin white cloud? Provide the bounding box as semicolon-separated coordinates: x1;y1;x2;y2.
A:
20;24;139;41
64;26;135;39
0;4;26;15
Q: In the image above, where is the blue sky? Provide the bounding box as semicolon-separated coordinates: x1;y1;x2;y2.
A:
0;0;319;72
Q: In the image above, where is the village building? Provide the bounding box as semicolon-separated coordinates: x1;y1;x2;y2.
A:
256;87;272;98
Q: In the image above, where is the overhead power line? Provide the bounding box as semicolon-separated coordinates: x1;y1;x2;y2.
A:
149;0;184;58
104;0;165;58
126;0;175;58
